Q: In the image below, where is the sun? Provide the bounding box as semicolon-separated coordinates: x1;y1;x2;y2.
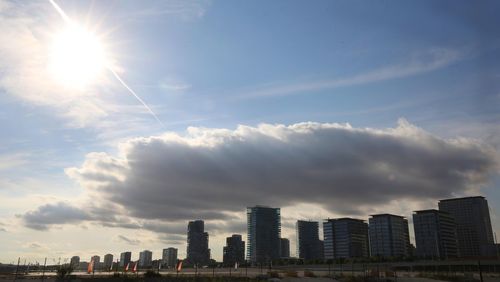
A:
48;24;107;89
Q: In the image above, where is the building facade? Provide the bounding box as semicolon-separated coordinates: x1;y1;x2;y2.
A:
119;252;131;267
162;248;178;268
103;254;114;270
438;196;495;257
139;250;153;268
223;234;245;266
280;238;290;258
413;209;459;258
324;218;369;259
186;220;211;266
369;214;410;258
296;220;323;260
247;206;281;264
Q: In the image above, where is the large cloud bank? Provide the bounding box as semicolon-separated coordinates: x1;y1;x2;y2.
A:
22;120;498;233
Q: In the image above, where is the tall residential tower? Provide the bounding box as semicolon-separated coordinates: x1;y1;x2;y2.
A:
223;234;245;266
323;218;369;259
438;196;495;257
247;206;281;264
369;214;410;258
413;209;459;258
186;220;211;265
297;220;323;260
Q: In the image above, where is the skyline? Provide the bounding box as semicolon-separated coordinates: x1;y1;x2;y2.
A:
2;195;497;265
1;0;500;264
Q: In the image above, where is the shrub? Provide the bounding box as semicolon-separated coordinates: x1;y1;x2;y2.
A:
144;270;162;278
56;265;73;279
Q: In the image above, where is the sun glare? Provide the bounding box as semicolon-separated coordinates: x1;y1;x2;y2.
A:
48;24;107;89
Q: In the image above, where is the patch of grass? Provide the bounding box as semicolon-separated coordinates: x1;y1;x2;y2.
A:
268;271;280;278
417;273;478;282
304;270;316;277
285;270;298;277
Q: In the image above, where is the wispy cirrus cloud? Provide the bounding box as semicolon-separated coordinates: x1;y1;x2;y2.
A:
0;153;31;171
239;48;465;98
119;0;209;22
115;235;141;246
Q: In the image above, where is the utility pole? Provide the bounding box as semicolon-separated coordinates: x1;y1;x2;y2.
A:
478;260;483;282
41;258;47;282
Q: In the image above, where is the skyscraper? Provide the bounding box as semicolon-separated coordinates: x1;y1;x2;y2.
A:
439;196;495;257
369;214;410;258
247;206;281;264
119;252;131;267
186;220;211;266
280;238;290;258
139;250;153;268
91;255;100;264
103;254;114;270
323;218;369;259
223;234;245;266
413;209;458;258
296;220;323;260
162;248;178;268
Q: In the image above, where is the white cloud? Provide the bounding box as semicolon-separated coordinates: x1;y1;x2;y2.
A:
20;120;498;235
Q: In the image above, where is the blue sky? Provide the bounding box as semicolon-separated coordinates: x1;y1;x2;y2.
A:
0;0;499;263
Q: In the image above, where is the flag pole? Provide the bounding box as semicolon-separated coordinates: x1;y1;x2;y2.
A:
14;257;20;281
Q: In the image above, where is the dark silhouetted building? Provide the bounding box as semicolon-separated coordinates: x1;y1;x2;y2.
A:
413;209;458;258
247;206;281;264
439;196;495;257
324;218;369;259
296;220;323;260
103;254;113;270
139;250;153;268
91;255;100;265
369;214;410;258
120;252;131;267
186;220;211;266
70;256;80;267
223;234;245;266
162;248;178;268
280;238;290;258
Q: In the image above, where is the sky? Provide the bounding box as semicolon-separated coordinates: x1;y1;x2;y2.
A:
0;0;499;264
